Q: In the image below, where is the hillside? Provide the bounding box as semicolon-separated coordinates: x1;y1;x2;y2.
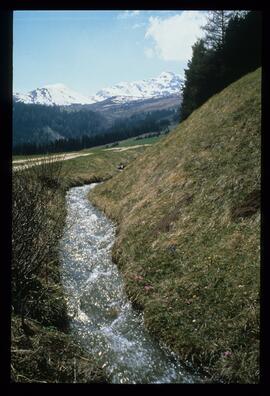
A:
12;103;107;146
13;102;178;154
89;68;261;383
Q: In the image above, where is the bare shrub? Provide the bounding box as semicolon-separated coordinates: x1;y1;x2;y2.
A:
12;156;67;325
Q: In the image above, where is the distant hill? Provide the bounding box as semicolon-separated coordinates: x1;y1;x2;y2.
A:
12;101;179;151
90;68;261;383
12;103;107;146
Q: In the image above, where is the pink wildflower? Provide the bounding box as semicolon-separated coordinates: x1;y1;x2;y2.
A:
144;285;154;291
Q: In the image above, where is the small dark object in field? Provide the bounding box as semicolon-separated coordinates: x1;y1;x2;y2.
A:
231;189;260;221
117;163;125;170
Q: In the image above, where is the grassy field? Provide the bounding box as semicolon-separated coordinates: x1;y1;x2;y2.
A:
89;69;261;383
116;135;162;147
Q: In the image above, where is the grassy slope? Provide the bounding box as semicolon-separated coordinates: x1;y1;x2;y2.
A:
89;69;261;383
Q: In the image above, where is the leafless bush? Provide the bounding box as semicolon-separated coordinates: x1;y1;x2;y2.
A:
12;156;67;325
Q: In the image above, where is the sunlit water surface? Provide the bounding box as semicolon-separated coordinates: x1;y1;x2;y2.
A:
60;184;201;384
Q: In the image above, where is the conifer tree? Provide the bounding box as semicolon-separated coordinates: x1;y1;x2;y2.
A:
180;38;224;120
202;11;233;50
180;11;261;121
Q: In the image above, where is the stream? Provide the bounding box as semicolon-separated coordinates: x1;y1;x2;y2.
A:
59;183;201;384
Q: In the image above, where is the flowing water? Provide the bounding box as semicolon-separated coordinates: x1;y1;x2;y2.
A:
60;184;201;384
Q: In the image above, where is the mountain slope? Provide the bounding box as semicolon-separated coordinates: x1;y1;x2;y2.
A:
95;72;183;102
89;68;261;383
14;83;96;106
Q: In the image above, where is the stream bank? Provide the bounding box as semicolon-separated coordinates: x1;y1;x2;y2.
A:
60;183;202;384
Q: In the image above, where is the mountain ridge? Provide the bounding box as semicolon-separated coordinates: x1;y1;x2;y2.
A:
14;71;183;107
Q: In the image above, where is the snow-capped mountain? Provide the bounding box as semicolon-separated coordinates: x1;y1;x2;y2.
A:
95;72;183;102
13;83;97;106
13;72;183;107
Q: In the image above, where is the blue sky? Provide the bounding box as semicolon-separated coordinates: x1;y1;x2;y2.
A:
13;10;208;96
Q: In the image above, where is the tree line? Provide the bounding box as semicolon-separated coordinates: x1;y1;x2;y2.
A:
13;105;178;155
181;11;262;120
13;102;106;146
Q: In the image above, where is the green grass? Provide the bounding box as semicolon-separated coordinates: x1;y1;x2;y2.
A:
80;133;162;149
89;69;261;383
116;135;162;147
60;145;147;186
